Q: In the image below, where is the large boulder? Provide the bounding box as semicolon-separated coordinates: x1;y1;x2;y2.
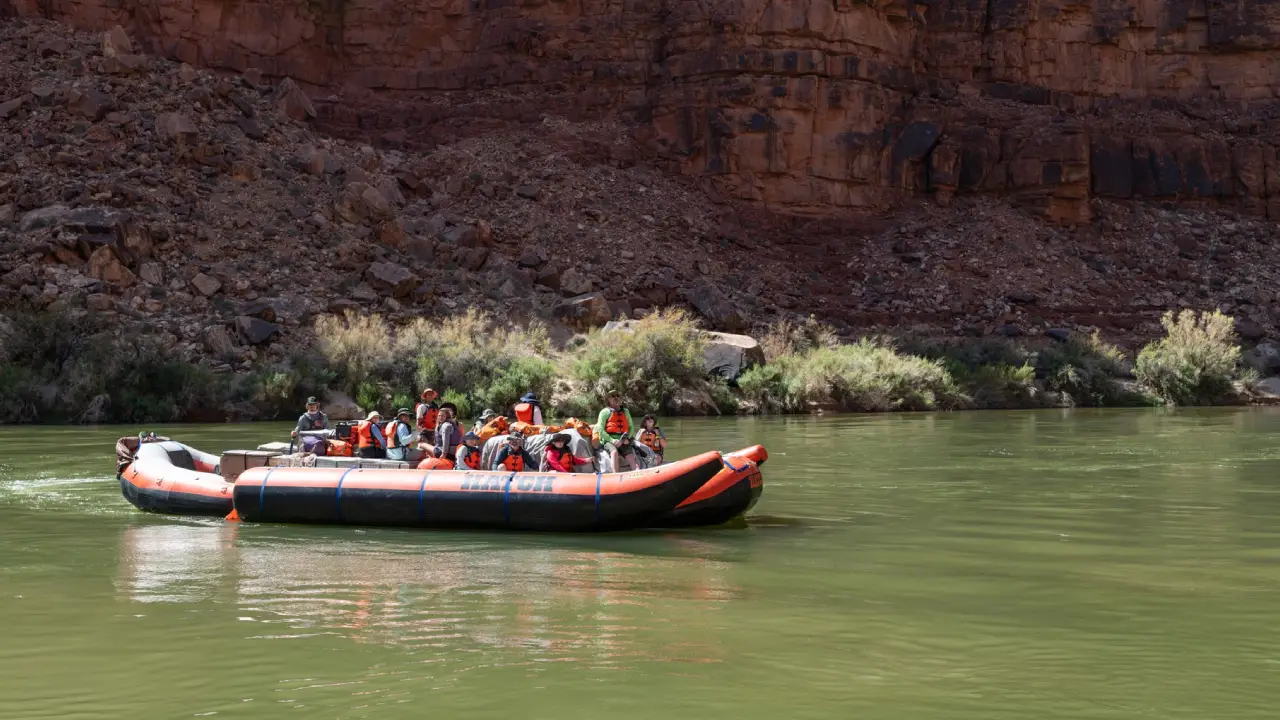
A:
235;315;282;345
334;182;392;223
154;112;197;144
703;331;765;381
554;292;612;330
87;246;135;287
560;267;593;296
1244;341;1280;375
272;78;316;121
190;273;222;296
684;283;747;332
322;390;363;421
365;262;418;298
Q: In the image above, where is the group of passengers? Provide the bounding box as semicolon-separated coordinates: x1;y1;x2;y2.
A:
291;388;668;473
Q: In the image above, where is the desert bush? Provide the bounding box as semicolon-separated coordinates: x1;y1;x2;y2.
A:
569;308;709;413
760;315;839;362
1135;310;1243;405
740;339;963;413
395;309;555;412
0;310;237;424
313;311;394;393
1037;332;1146;406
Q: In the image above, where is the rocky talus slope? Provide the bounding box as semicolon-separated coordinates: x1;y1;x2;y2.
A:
2;17;1280;372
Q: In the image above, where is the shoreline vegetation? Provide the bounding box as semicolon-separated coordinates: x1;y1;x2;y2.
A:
0;307;1262;425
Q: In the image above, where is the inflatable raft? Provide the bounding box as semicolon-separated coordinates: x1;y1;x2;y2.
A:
116;437;765;532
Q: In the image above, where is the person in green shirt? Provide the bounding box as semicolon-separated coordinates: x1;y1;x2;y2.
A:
594;390;635;444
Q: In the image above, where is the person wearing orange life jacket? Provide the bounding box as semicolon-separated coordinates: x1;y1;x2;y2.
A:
491;433;536;472
513;392;544;425
455;432;483;470
636;414;667;463
354;410;388;459
385;408;419;462
594;390;634;445
415;388;440;444
541;433;592;473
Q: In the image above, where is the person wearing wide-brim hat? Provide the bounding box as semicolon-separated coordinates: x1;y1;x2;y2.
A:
514;391;544;425
541;432;590;473
415;388;441;445
355;410;387;459
385;408;418;461
292;395;329;438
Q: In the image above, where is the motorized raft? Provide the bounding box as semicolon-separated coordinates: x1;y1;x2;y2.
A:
115;434;765;532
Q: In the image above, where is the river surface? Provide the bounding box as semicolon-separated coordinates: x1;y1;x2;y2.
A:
3;410;1280;719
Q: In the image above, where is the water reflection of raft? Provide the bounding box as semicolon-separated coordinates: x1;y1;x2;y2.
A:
116;438;765;532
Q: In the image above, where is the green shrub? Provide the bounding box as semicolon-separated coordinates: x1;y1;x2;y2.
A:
760;315;839;362
738;363;792;413
440;389;472;421
313;311;394;394
1135;310;1243;405
1037;332;1146;407
395;309;555;412
740;339;963;413
569;308;708;413
475;355;558;416
955;362;1039;409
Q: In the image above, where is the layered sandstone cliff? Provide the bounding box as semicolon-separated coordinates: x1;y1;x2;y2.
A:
5;0;1280;223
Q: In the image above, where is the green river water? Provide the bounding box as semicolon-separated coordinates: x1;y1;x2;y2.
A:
2;410;1280;719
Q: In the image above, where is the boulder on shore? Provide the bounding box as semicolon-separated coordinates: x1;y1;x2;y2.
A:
704;331;765;382
322;390;363;421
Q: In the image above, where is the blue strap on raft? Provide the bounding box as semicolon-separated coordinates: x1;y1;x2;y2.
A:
417;471;431;523
334;467;356;523
257;468;278;515
501;472;516;526
594;472;603;524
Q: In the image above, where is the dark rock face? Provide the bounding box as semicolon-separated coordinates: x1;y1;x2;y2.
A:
10;0;1280;224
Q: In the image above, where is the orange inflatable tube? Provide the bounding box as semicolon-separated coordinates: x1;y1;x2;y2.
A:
117;440;767;531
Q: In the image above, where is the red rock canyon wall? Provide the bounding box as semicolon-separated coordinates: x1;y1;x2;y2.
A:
6;0;1280;222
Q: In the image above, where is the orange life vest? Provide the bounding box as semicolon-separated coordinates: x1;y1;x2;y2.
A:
417;457;454;470
499;450;524;472
385;420;409;449
477;416;509;442
514;402;534;423
355;420;386;449
605;408;629;435
459;446;481;470
416;402;439;432
637;428;663;452
327;439;353;457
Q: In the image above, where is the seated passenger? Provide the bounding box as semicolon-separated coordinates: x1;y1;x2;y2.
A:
594;390;634;446
636;414;667;463
433;407;461;461
455;432;483;470
541;433;591;473
491;433;536;472
473;408;498;434
355;411;387;459
609;432;640;471
385;408;418;461
291;396;328;439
